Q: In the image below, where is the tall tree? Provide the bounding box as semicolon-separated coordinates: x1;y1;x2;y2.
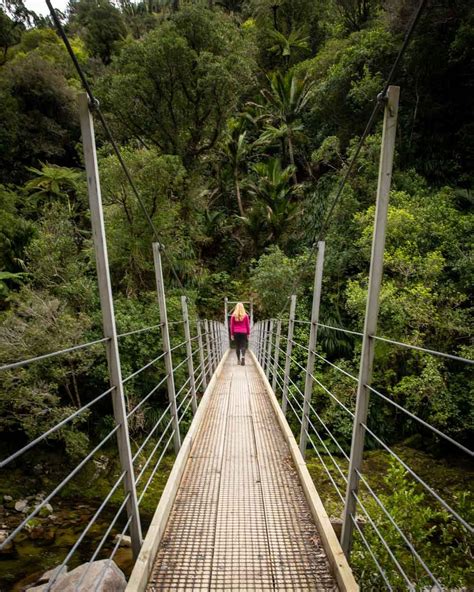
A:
253;72;313;183
99;6;256;164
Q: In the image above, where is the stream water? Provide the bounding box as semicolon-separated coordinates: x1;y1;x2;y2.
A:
0;498;150;591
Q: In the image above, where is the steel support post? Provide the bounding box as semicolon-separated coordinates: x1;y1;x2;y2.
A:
281;295;297;417
181;296;197;414
152;243;181;454
79;94;143;558
224;297;228;333
204;319;212;379
265;319;274;379
341;86;400;556
299;241;325;457
212;322;218;367
255;321;263;365
250;300;254;327
264;320;270;369
196;321;207;391
260;320;267;367
212;321;218;369
272;320;282;392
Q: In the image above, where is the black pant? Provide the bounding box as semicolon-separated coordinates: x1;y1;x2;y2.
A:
234;333;248;360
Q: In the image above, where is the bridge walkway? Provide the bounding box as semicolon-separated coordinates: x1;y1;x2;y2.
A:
128;352;356;591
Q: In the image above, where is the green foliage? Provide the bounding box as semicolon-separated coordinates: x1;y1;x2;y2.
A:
0;51;79;183
249;245;305;316
98;146;195;290
351;460;474;590
70;0;127;64
100;6;256;163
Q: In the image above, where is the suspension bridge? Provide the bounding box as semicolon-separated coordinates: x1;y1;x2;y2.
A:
0;86;472;591
1;0;473;586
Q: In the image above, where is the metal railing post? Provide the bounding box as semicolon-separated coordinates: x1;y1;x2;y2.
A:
256;322;261;362
152;243;181;454
204;319;212;379
341;86;400;556
265;319;274;379
224;297;228;333
181;296;197;414
282;295;297;417
197;320;208;391
260;320;267;367
250;299;254;327
299;241;325;457
272;320;282;392
79;93;143;558
212;322;218;368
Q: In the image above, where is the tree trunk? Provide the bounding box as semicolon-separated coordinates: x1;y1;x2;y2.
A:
235;171;245;217
287;132;298;185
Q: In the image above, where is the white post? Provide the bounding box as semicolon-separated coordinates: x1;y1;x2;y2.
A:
281;295;297;417
272;320;282;392
79;93;143;558
224;297;228;333
299;241;325;457
341;86;400;556
204;319;212;378
152;243;181;454
265;319;274;379
250;300;254;327
181;296;197;414
196;321;207;391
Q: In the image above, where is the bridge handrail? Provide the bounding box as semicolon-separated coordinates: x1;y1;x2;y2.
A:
1;311;227;592
253;313;473;590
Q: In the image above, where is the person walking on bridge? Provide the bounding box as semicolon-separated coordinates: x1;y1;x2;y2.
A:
230;302;250;366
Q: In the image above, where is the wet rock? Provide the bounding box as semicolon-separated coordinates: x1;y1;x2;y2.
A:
38;503;53;517
113;534;132;547
31;565;68;586
0;529;14;555
15;499;29;513
3;495;13;502
31;560;127;591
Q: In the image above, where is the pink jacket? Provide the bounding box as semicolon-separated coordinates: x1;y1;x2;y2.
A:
230;314;250;336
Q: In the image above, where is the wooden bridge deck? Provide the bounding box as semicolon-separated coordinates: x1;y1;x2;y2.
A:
140;354;343;591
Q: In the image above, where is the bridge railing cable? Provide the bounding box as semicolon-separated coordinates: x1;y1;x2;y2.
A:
252;315;472;589
1;273;227;590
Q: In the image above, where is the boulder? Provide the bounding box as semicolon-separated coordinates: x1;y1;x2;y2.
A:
0;529;14;555
3;495;13;502
113;534;132;548
30;565;68;587
38;503;54;517
15;499;29;513
26;561;125;591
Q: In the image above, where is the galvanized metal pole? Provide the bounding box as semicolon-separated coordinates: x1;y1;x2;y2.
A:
224;297;228;333
299;241;325;457
250;300;254;327
181;296;197;414
341;86;400;556
204;319;212;378
212;321;218;366
79;93;143;558
272;320;282;393
196;321;207;391
152;243;181;454
265;319;274;379
281;295;297;417
260;320;267;368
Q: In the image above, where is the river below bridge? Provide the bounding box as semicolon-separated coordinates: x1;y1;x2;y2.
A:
0;446;471;590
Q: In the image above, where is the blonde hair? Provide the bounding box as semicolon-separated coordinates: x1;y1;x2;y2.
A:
233;302;246;322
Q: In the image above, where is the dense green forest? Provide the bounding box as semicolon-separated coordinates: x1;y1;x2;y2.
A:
0;0;473;589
